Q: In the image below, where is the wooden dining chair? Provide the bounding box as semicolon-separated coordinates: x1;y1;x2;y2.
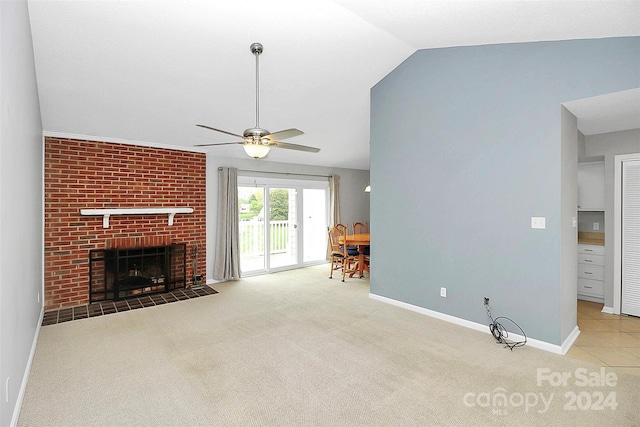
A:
328;226;358;282
353;222;368;234
336;223;358;254
352;222;370;273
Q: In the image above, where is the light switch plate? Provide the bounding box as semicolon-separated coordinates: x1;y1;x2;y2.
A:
531;217;546;229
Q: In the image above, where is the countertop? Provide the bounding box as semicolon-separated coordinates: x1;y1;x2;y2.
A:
578;232;604;246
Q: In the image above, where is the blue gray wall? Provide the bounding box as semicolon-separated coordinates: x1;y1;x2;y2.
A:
370;37;639;346
1;1;44;425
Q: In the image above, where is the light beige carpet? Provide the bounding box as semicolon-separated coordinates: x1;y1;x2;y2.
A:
18;265;640;426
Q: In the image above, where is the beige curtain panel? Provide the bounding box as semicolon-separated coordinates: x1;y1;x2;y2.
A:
213;167;241;280
327;174;340;260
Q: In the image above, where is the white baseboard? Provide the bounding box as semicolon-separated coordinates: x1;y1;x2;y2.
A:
369;293;568;355
601;306;614;314
561;326;581;355
11;308;44;427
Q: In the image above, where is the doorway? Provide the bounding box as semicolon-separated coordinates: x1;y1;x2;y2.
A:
238;176;328;275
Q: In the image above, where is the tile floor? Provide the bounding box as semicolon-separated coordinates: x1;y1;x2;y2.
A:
567;299;640;377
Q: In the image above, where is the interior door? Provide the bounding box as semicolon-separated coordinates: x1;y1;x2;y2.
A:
621;159;640;317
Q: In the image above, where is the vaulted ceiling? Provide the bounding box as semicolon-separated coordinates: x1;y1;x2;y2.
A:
27;1;640;170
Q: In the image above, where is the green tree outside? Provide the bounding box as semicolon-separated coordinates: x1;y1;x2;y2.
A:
269;189;289;220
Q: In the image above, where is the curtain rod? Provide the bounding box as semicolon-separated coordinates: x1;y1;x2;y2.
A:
218;167;330;178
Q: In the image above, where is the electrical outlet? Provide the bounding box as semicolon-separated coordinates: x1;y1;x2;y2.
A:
484;297;490;306
440;287;446;298
593;222;600;231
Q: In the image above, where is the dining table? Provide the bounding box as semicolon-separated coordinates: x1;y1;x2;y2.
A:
339;232;370;278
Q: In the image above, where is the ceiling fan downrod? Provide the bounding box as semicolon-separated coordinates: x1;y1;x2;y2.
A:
242;42;269;144
250;42;263;132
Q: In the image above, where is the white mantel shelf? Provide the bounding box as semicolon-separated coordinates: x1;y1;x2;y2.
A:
80;207;194;228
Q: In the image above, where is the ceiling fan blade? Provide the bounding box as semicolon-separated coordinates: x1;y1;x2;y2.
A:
271;141;320;153
196;124;244;139
194;141;244;147
268;128;304;140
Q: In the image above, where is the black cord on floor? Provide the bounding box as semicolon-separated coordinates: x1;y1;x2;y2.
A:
485;304;527;350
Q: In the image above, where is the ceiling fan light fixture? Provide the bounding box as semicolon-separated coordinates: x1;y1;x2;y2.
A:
243;143;271;159
195;43;318;155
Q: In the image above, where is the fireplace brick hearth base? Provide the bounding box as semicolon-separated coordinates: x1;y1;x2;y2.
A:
42;285;218;326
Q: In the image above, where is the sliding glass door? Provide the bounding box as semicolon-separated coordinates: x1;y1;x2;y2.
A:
269;187;298;269
238;177;328;275
303;188;328;262
238;186;266;272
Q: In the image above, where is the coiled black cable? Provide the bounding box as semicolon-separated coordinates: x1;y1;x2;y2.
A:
486;303;527;351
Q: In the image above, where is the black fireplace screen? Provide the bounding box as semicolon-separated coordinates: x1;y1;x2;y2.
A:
89;244;186;302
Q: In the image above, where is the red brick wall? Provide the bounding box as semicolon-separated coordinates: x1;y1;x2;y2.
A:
44;137;206;310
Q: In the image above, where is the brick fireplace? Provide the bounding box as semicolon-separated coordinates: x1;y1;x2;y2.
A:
44;137;206;311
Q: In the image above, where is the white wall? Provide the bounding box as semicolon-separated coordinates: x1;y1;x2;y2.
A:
560;107;579;342
205;154;369;280
585;128;640;308
0;1;44;425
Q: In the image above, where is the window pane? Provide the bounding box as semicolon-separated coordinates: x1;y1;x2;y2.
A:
238;186;265;273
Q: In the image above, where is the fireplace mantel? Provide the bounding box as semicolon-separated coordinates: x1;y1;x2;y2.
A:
80;207;194;228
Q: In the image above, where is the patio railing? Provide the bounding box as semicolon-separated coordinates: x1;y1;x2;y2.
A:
239;220;290;257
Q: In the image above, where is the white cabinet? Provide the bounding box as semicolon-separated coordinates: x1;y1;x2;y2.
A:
578;162;605;211
577;244;605;302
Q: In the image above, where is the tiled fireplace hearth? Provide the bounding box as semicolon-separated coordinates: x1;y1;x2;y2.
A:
42;285;218;326
44;137;206;311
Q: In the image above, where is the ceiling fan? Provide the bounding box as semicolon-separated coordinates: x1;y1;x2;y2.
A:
195;42;320;159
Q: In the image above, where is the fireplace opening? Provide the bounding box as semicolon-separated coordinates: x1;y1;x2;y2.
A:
90;243;186;302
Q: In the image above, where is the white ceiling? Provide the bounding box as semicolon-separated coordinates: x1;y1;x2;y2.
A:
563;88;640;136
27;0;640;170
